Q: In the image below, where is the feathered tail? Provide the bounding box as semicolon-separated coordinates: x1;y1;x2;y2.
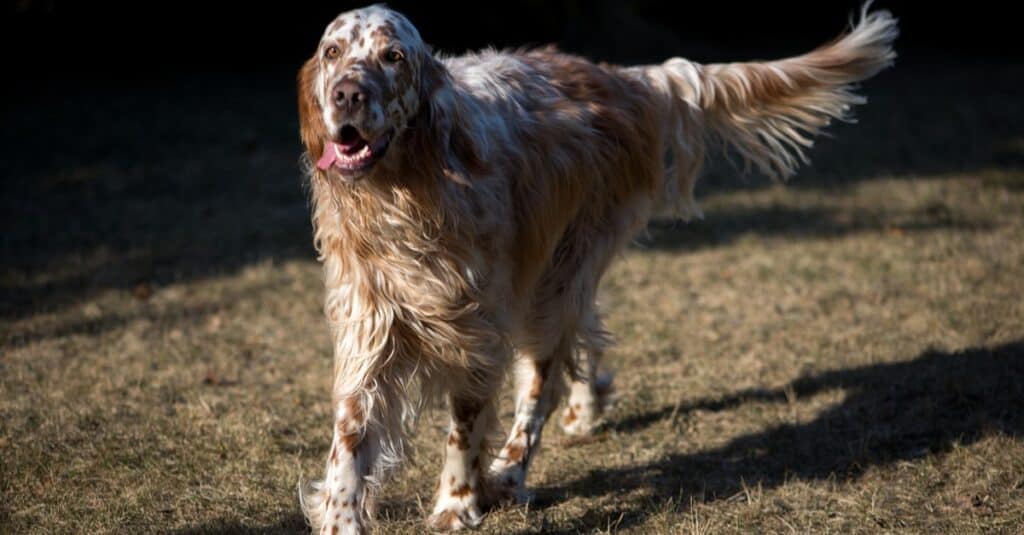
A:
632;3;898;218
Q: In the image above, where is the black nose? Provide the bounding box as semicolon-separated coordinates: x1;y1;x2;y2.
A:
332;80;366;111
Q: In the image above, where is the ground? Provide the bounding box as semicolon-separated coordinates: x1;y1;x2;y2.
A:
2;59;1023;534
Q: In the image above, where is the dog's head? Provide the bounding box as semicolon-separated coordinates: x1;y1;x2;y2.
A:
298;5;446;183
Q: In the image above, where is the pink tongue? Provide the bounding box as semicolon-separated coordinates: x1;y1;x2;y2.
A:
317;142;339;170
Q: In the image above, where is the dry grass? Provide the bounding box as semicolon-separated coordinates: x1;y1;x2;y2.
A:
3;60;1023;534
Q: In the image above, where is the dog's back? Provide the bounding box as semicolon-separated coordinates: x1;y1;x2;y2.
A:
436;6;898;305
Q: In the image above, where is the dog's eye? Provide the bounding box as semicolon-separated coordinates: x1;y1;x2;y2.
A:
384;49;405;64
325;45;340;59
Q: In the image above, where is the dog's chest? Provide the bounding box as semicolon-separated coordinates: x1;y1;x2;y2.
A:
317;183;514;343
323;233;485;321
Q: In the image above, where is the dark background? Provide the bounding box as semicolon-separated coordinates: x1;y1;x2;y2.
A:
4;0;1017;79
2;1;1021;318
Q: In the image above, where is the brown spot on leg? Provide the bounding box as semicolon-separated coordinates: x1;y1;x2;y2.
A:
337;397;365;452
340;430;360;453
345;397;364;422
563;405;578;424
529;374;543;399
451;483;473;497
528;360;552;399
505;442;525;463
447;430;470;450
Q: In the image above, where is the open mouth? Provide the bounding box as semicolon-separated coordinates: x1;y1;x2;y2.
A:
316;125;391;176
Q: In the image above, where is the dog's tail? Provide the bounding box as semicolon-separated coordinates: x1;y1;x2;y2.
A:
632;3;897;217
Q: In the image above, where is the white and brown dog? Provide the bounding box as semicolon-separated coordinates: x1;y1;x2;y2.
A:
296;4;897;533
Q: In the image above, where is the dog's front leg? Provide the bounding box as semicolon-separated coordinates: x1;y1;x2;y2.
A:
489;339;572;503
428;394;496;531
304;395;377;535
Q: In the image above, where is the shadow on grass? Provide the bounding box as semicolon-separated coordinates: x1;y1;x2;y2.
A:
632;202;995;253
2;74;314;321
534;341;1024;533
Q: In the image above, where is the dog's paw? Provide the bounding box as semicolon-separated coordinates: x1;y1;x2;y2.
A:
317;522;367;535
560;372;614;436
559;402;599;436
427;503;483;531
484;463;532;506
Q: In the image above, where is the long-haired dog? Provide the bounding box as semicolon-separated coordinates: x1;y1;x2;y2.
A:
296;4;897;533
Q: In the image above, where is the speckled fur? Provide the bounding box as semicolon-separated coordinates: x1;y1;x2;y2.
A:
296;4;897;533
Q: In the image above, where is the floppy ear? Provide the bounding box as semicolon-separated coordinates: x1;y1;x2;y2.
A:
415;55;488;184
298;56;328;163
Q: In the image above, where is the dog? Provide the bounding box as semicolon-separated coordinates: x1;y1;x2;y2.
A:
295;4;897;533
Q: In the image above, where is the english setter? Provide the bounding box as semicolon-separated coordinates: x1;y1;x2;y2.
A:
296;4;897;533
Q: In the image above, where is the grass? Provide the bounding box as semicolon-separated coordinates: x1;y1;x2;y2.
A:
3;59;1024;534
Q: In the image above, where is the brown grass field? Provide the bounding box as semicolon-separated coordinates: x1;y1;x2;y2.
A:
3;58;1023;534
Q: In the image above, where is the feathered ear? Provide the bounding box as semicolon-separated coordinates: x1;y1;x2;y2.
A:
415;55;488;184
298;56;328;164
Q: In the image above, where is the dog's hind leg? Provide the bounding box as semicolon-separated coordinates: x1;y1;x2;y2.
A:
560;349;614;437
558;306;615;436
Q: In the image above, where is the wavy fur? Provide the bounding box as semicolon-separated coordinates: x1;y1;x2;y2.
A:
296;5;896;533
